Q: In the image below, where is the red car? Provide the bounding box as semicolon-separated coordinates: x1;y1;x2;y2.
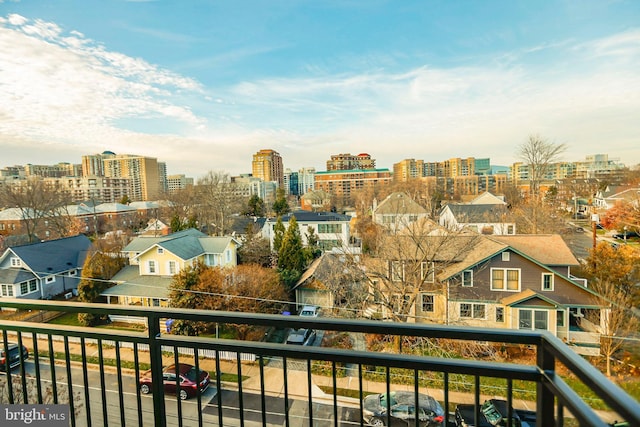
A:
139;363;210;400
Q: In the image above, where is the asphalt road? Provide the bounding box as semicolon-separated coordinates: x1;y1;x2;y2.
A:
5;356;363;427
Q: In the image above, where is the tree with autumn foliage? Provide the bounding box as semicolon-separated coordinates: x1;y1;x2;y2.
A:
77;247;126;326
583;242;640;376
600;200;640;234
168;263;288;339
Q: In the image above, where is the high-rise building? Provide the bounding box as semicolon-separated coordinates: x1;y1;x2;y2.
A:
297;167;316;195
393;159;425;181
283;169;299;196
25;163;80;178
326;153;375;171
314;168;392;207
82;151;116;177
252;149;284;188
102;154;161;201
166;174;194;194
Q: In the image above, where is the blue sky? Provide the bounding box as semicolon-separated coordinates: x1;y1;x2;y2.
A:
1;0;639;178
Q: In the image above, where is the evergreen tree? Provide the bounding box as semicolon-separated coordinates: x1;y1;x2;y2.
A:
272;188;290;216
277;216;305;288
304;225;322;264
244;195;265;217
272;216;286;253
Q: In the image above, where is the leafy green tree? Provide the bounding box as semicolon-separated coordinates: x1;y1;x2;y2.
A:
272;216;286;253
278;216;305;288
272;188;290;216
244;195;265;217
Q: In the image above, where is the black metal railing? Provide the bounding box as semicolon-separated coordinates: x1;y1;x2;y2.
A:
0;298;638;427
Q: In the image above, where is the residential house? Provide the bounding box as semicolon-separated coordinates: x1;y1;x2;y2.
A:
365;233;603;355
460;191;507;205
593;186;640;210
372;192;430;232
102;228;240;311
292;252;368;313
300;190;332;212
0;235;92;301
438;204;515;235
265;211;352;252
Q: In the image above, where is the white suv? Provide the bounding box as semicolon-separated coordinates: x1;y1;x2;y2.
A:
299;306;319;317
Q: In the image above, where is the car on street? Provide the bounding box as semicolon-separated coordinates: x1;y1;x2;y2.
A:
299;305;320;317
363;391;445;426
139;363;210;400
454;399;536;427
286;328;316;345
0;342;29;371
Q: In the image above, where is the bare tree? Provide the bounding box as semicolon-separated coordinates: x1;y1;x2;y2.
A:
584;242;640;376
517;135;567;233
196;171;244;236
362;218;479;323
0;177;72;242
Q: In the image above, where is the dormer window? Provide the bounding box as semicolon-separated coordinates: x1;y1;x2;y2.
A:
157;247;164;254
502;252;510;261
10;257;21;267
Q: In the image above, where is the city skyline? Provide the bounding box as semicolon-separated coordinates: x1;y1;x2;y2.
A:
1;1;639;177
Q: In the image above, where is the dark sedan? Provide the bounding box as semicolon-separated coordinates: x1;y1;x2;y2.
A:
139;363;210;400
363;391;445;427
0;342;29;371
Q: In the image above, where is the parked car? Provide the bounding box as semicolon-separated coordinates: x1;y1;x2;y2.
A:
139;363;210;400
454;399;536;427
299;305;320;317
613;231;639;240
286;328;316;345
363;391;445;427
0;342;29;371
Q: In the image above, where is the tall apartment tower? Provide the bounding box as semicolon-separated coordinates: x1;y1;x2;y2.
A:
82;151;116;177
393;159;425;181
102;154;161;201
326;153;375;171
252;149;284;188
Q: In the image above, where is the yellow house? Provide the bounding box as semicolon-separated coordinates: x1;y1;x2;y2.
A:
103;229;239;310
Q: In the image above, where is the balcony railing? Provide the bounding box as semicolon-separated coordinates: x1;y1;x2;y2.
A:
1;298;639;427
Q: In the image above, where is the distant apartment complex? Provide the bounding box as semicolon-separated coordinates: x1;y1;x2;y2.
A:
315;153;392;205
252;149;284;188
166;174;194;194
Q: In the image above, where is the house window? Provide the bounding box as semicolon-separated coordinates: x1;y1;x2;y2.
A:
157;247;164;254
557;310;565;327
460;303;485;319
318;224;342;233
461;270;473;287
519;309;548;330
20;282;28;295
507;225;514;235
421;262;435;282
29;279;37;292
491;268;520;291
45;276;55;284
10;258;21;267
68;270;77;276
502;252;510;261
496;307;505;323
542;273;554;291
391;261;404;282
226;249;231;263
168;261;176;275
421;294;434;312
0;284;14;297
148;260;156;274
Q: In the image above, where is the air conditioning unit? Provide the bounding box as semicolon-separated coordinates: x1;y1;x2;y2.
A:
64;292;73;300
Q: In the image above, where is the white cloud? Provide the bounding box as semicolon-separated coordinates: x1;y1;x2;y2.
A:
0;12;638;178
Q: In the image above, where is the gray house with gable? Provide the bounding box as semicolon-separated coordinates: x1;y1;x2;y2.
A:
0;234;92;301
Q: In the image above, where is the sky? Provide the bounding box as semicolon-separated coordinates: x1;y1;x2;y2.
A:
1;0;639;179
